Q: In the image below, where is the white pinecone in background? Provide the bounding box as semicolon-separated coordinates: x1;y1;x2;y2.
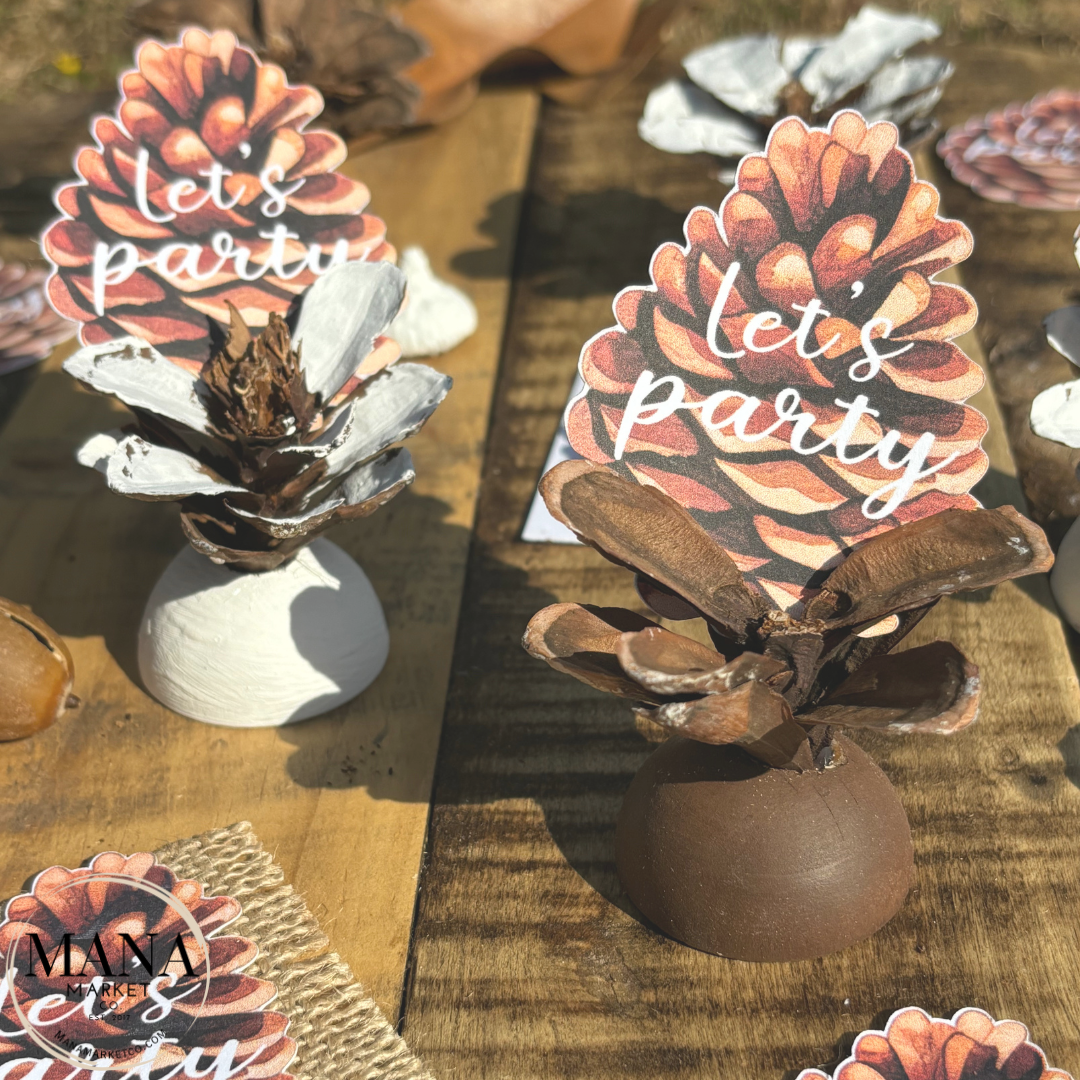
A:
640;5;952;181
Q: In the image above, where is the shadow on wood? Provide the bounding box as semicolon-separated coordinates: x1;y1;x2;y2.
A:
452;189;690;298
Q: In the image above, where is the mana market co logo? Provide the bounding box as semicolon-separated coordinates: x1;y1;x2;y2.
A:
0;851;297;1078
6;871;209;1069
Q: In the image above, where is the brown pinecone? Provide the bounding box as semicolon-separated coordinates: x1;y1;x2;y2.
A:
937;90;1080;211
128;0;427;138
0;851;296;1078
524;461;1051;770
568;111;988;611
0;260;75;375
42;29;393;372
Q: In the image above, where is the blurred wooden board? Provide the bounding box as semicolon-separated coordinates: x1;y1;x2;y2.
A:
399;63;1080;1078
0;87;538;1018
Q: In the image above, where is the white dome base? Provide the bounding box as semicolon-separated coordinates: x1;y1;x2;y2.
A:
1052;517;1080;633
137;539;389;727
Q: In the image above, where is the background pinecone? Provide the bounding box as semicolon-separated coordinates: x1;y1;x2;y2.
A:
42;29;393;371
0;260;75;375
640;6;953;179
937;90;1080;211
128;0;427;139
567;112;988;611
0;851;296;1079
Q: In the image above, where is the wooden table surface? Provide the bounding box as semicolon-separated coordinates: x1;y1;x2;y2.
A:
3;41;1080;1080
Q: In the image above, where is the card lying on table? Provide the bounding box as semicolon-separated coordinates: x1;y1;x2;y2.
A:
0;822;432;1080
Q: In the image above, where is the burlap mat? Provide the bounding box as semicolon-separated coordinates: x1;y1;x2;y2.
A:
154;820;433;1080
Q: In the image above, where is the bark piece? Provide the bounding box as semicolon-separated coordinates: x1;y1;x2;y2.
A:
523;603;663;702
805;506;1053;627
807;641;980;734
618;626;788;697
540;460;766;640
643;681;809;768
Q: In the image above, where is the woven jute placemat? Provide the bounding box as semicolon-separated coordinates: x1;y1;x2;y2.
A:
154;820;433;1080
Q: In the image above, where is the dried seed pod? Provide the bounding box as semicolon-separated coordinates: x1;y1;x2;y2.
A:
523;460;1053;768
524;417;1052;966
0;599;75;740
128;0;426;140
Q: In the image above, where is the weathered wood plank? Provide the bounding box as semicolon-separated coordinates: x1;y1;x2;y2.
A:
400;59;1080;1078
0;88;538;1018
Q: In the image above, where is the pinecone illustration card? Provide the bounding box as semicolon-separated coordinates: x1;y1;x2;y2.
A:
795;1006;1073;1080
525;110;990;613
41;28;394;371
0;823;432;1080
938;90;1080;211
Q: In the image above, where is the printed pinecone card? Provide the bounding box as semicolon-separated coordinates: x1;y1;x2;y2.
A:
41;27;394;371
526;110;988;613
796;1007;1072;1080
0;823;431;1080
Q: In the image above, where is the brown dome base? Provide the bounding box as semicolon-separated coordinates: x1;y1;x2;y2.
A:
615;735;913;961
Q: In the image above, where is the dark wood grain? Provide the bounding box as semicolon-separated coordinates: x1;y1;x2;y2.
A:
400;54;1080;1078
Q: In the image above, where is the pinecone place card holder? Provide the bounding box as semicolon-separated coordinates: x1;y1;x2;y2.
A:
0;822;434;1080
42;30;451;727
523;111;1054;962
